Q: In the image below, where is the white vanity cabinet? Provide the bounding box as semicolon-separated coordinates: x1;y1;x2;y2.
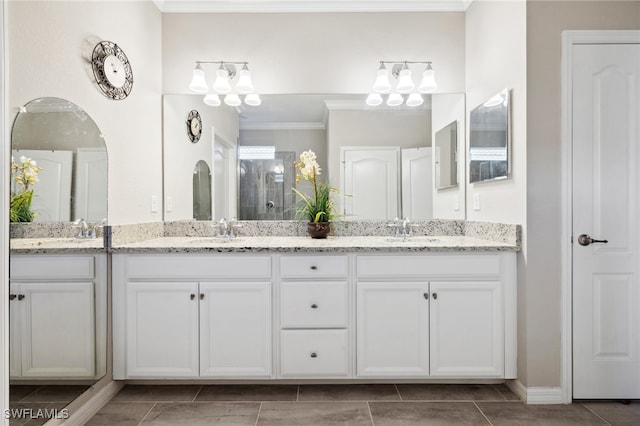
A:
278;255;350;378
9;254;107;380
114;254;272;379
356;253;516;379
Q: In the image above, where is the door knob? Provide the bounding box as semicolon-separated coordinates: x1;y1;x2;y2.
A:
578;234;608;246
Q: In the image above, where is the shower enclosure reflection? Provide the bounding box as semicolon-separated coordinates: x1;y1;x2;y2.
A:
238;151;295;220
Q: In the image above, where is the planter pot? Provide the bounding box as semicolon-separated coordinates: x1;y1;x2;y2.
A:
307;222;330;239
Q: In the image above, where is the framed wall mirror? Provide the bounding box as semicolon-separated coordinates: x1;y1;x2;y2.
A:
469;88;510;183
162;93;466;222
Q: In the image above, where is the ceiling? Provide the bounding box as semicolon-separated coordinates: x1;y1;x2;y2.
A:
153;0;473;13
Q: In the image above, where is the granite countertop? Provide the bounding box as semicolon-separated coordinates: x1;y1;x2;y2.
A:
10;237;106;254
110;235;518;253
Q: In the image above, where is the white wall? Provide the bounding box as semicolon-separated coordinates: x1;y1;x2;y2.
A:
432;93;465;219
162;12;465;94
163;95;239;221
8;0;163;225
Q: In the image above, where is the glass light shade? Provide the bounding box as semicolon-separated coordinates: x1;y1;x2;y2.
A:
396;68;415;93
224;93;241;107
365;93;383;106
418;67;438;93
213;68;232;94
386;93;404;107
406;93;424;107
244;93;261;106
189;66;208;94
373;68;391;93
236;69;254;94
203;93;221;106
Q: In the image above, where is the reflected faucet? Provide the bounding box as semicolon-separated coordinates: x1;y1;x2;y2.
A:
215;217;243;238
387;217;416;238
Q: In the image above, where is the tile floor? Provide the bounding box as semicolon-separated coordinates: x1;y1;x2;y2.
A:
9;384;90;426
86;384;640;425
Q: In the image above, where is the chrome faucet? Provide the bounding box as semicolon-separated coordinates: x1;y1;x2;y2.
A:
73;218;107;239
387;217;416;238
215;217;242;238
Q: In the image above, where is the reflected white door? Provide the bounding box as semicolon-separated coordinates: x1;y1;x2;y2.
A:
401;147;432;220
342;147;399;220
75;148;108;222
572;43;640;398
213;140;229;220
12;149;72;221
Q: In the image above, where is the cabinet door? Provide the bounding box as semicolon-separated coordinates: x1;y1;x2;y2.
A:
429;281;503;377
9;284;21;378
126;282;199;378
357;282;429;377
200;282;271;378
19;282;95;377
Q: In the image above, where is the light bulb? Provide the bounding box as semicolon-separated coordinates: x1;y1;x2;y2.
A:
224;93;241;107
386;93;403;107
396;64;414;93
236;64;254;94
373;64;391;93
244;93;261;106
406;93;424;107
203;93;221;106
418;63;438;93
213;66;232;94
366;93;383;106
189;64;208;94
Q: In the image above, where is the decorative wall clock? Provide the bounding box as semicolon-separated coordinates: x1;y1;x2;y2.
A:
186;110;202;143
91;41;133;100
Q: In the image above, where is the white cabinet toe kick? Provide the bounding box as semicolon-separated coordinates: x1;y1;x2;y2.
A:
113;252;516;381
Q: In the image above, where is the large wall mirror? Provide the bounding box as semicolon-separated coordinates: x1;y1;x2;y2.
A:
11;97;108;222
9;97;108;413
163;93;466;222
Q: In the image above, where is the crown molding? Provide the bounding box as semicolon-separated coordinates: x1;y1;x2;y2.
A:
240;122;326;131
153;0;472;14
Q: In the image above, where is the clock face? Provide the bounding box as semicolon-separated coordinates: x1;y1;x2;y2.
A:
91;41;133;100
186;110;202;143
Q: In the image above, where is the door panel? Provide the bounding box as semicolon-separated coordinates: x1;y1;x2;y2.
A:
402;147;432;220
572;43;640;398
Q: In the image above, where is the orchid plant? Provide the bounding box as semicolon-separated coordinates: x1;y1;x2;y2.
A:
292;150;337;223
10;156;42;222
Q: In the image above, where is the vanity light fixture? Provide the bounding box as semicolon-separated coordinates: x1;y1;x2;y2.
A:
366;60;437;107
189;61;261;107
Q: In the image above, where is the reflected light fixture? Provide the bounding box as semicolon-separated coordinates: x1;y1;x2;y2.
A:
367;60;437;107
188;60;259;107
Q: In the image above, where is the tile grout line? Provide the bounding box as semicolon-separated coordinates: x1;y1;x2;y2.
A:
579;402;613;426
137;401;157;426
254;401;263;426
492;384;508;401
473;401;495;426
367;401;376;426
192;385;203;402
394;384;403;401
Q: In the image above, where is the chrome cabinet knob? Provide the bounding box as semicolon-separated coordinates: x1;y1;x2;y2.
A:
310;352;318;358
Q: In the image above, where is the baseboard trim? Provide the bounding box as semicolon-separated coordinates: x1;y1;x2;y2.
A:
507;379;565;404
59;380;123;425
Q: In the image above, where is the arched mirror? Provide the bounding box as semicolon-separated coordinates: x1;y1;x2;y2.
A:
11;97;108;222
9;98;108;415
193;160;212;220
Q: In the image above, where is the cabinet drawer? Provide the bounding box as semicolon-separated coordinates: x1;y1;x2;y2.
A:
280;255;347;278
125;255;271;279
357;254;501;278
280;330;349;377
10;255;95;280
281;282;347;328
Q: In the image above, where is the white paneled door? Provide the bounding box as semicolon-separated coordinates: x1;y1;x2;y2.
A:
401;147;433;220
572;43;640;399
